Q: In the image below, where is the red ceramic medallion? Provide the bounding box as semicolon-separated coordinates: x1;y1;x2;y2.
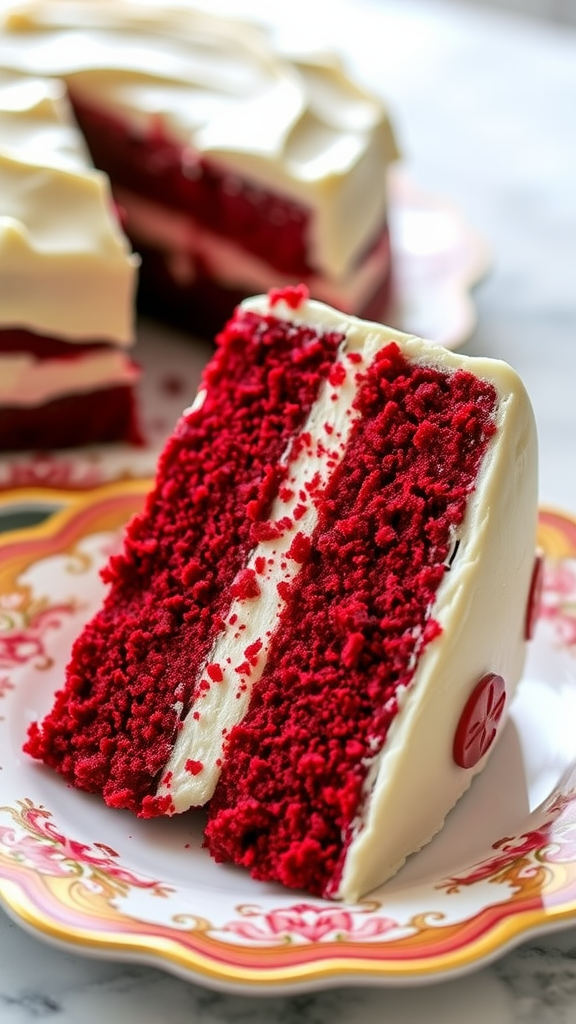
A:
525;553;545;641
453;672;506;769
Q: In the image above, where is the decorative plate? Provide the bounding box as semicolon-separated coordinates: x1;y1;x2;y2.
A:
0;172;489;494
1;482;576;993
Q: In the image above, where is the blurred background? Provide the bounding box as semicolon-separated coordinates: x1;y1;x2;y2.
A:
451;0;576;23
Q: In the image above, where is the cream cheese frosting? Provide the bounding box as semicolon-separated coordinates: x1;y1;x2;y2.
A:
0;1;398;280
0;72;138;343
158;295;539;900
0;349;139;407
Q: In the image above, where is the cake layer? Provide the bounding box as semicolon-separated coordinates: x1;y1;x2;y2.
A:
25;290;538;901
0;383;142;450
0;323;141;450
110;234;393;341
0;71;140;450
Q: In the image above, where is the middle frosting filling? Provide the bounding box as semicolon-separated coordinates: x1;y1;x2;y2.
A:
158;318;380;809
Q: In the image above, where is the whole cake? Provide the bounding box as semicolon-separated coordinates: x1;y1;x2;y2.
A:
0;0;398;338
25;287;539;901
0;71;140;450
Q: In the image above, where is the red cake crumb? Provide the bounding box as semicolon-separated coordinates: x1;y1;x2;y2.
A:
244;640;263;664
328;362;347;386
0;386;143;451
205;342;498;897
269;284;310;309
206;663;224;682
230;569;261;601
287;532;311;563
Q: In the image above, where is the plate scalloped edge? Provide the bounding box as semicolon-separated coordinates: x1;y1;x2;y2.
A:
1;485;576;994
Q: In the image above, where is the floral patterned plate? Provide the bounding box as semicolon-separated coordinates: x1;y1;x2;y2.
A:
2;482;575;995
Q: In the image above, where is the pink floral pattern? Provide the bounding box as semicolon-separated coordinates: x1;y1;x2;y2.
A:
0;800;170;895
539;561;576;648
223;902;398;943
0;454;107;492
0;676;14;698
0;592;77;671
441;789;576;894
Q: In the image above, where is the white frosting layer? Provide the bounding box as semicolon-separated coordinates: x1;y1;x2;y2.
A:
0;349;139;407
159;294;538;902
0;72;138;342
0;1;398;279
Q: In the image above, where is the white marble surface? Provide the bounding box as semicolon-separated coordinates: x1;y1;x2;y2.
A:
2;0;576;1020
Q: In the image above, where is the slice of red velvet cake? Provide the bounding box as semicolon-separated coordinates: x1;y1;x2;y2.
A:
0;72;140;451
0;2;398;337
25;287;539;901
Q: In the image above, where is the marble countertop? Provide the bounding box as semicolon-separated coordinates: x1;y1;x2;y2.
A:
2;0;576;1020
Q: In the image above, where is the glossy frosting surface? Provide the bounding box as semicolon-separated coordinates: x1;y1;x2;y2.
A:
0;72;137;343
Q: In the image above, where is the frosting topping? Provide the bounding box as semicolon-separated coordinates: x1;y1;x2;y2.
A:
0;71;138;342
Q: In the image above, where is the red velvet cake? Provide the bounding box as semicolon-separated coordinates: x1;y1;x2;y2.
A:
0;1;398;338
0;72;141;451
25;288;539;901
